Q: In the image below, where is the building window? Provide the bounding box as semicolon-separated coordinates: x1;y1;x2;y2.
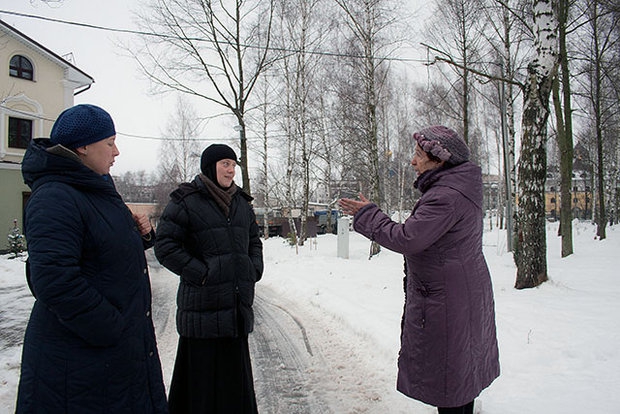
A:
9;55;34;80
8;117;33;149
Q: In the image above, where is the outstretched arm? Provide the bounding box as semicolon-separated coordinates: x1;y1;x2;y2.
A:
339;193;372;216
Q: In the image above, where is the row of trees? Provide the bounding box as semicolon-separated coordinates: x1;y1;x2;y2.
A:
119;0;618;289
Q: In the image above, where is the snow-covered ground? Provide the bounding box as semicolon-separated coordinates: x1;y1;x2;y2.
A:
1;220;619;413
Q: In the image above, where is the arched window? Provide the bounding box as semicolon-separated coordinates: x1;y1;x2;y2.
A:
9;55;34;80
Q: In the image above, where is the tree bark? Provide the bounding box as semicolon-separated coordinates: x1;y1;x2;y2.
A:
552;0;574;257
514;0;558;289
590;1;607;240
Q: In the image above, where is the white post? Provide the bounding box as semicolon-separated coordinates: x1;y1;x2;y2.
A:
337;217;349;259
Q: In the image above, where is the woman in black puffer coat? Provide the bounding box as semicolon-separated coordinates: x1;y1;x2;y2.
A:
155;144;264;414
16;105;168;413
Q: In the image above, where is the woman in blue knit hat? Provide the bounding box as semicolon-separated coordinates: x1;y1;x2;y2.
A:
339;126;500;414
16;104;168;413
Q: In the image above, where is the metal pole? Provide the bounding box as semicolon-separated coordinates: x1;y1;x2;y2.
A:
499;71;513;252
337;217;350;259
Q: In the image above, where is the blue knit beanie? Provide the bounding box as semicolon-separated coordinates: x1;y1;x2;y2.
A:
50;104;116;149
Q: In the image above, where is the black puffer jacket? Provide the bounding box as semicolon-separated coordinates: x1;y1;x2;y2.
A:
154;176;263;338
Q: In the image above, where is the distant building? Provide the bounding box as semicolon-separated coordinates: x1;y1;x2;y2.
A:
329;179;362;200
0;19;93;248
545;142;594;220
482;174;500;212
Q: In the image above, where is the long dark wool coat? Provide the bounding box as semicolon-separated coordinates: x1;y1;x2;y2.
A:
17;138;168;413
353;161;500;407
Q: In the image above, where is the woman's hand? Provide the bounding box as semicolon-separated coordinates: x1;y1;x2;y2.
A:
339;193;372;216
133;213;153;236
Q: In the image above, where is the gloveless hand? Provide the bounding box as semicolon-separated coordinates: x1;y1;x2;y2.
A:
338;193;371;216
133;213;153;236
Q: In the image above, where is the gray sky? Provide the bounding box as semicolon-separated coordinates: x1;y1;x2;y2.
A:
2;0;429;176
0;0;217;175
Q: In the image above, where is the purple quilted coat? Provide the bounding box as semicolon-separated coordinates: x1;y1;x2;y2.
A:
353;161;500;407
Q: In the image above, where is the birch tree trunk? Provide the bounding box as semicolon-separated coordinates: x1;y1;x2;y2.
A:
514;0;559;289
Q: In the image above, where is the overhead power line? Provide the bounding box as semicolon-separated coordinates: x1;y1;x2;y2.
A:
1;9;427;142
0;9;426;64
117;132;240;142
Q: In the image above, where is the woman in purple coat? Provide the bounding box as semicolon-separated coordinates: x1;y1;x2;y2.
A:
340;126;499;414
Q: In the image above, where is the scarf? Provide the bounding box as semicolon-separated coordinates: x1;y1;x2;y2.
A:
414;164;452;193
199;174;237;217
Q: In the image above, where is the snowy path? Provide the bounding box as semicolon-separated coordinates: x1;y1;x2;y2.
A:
0;285;31;350
151;258;411;414
150;260;334;413
0;251;428;414
0;257;405;414
251;283;426;414
150;261;334;413
251;290;331;413
4;224;620;413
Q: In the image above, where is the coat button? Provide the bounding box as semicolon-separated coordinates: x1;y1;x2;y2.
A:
146;310;151;317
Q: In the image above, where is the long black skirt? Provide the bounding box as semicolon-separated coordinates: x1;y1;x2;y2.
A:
168;335;258;414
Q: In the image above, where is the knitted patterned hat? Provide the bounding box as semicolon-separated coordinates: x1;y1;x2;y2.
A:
200;144;238;177
50;104;116;149
413;125;470;165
